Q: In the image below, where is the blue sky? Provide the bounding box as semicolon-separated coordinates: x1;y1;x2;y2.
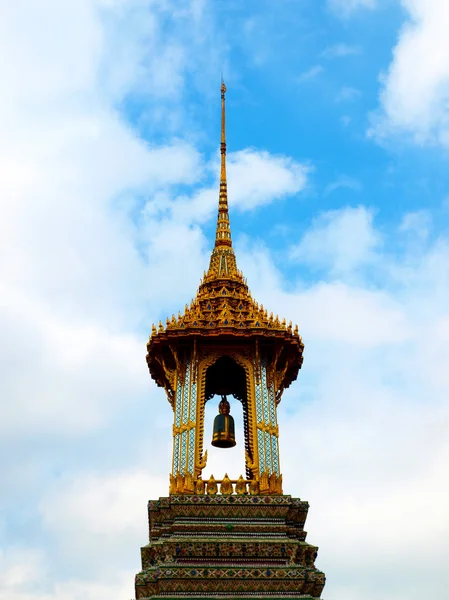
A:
1;1;449;599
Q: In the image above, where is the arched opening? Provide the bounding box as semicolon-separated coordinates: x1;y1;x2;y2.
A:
203;356;248;479
205;356;246;401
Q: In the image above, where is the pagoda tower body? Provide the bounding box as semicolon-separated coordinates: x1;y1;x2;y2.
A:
134;83;325;599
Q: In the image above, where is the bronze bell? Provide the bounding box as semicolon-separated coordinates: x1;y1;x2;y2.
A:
211;395;236;448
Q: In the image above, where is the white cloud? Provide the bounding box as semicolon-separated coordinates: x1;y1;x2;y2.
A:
0;547;133;600
321;43;362;57
165;149;310;222
372;0;449;147
292;282;410;345
290;206;379;275
335;86;362;102
399;209;432;240
0;288;148;437
328;0;377;16
0;0;310;443
0;3;315;596
39;470;167;558
1;2;449;600
228;149;309;210
0;0;219;454
324;175;361;195
297;64;324;81
237;219;449;600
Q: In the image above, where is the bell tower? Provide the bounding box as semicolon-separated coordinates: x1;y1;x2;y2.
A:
134;83;326;600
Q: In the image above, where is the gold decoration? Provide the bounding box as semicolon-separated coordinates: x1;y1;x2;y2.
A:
146;86;301;342
169;472;199;495
207;475;218;495
192;338;198;383
220;473;233;495
255;339;261;385
195;478;205;494
195;351;259;484
235;475;246;495
257;422;279;437
276;474;283;494
173;420;196;436
260;471;269;495
196;450;208;472
146;84;306;498
147;83;304;414
249;478;260;495
184;471;194;494
245;449;257;472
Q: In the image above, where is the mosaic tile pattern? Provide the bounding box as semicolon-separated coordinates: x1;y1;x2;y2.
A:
187;380;197;474
269;379;280;475
172;374;183;474
135;495;324;599
261;360;272;472
173;353;198;476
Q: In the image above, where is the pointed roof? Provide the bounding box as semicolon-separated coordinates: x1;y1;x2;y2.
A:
208;79;238;279
147;83;304;395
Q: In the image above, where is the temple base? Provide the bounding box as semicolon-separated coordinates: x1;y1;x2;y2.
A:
134;494;325;599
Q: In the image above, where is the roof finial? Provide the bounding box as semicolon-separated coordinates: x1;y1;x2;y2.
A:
215;79;232;248
220;78;226;181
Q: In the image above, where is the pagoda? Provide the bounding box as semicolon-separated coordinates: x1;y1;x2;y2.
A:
134;83;326;599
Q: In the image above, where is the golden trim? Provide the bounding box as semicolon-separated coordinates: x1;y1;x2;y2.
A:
192;339;198;384
195;353;217;479
171;369;179;476
152;85;306;496
220;80;227;184
194;350;260;481
173;420;196;436
168;471;283;496
220;473;232;495
235;475;246;494
255;339;261;385
245;355;259;480
195;449;208;472
207;474;218;495
257;422;279;437
212;431;236;444
185;357;193;471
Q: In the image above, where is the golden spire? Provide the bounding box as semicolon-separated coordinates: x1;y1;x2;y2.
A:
206;81;238;280
215;79;232;248
220;79;227;184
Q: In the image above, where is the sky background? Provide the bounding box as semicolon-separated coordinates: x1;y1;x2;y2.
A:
1;0;449;599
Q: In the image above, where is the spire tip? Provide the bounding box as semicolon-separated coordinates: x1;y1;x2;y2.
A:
213;80;232;250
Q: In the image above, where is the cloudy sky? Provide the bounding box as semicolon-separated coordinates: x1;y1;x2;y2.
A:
1;0;449;599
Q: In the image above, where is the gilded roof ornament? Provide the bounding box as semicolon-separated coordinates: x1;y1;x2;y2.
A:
147;83;304;390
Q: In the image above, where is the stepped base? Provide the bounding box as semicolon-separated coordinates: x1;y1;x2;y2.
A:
135;494;325;599
139;594;321;599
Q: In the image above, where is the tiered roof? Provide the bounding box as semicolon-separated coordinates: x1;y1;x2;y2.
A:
147;82;303;391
